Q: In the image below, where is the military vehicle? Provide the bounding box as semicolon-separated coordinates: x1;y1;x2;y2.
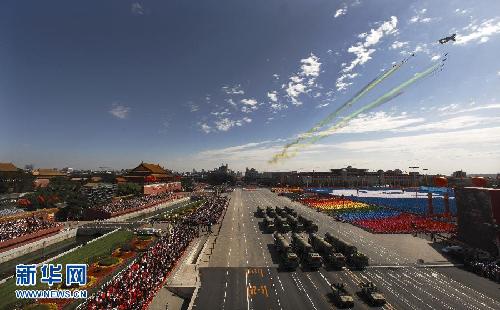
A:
285;214;305;232
263;215;276;232
308;233;346;268
349;252;369;269
291;233;322;270
330;283;354;308
359;282;386;306
274;216;291;233
273;232;300;270
325;232;368;269
284;206;297;217
275;206;286;217
266;206;277;218
298;215;319;233
256;206;265;217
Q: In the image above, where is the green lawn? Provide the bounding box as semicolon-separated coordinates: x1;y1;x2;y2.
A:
0;230;133;309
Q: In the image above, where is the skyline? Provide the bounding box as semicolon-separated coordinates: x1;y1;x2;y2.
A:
1;0;500;174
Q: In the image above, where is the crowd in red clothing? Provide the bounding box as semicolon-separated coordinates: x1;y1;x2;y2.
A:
85;195;229;310
0;215;59;243
354;213;456;234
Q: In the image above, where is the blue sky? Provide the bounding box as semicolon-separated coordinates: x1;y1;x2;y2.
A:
1;0;499;174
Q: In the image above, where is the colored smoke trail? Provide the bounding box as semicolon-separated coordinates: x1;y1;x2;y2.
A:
269;62;440;163
272;58;410;163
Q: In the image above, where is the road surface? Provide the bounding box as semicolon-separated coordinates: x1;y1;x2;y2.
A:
192;188;500;310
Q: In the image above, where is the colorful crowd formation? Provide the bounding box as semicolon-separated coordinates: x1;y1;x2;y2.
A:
299;196;456;234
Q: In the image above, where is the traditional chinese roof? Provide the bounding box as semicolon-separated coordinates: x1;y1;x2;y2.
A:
0;162;19;172
33;169;66;177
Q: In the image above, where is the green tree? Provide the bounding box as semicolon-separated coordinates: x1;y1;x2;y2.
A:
117;183;142;196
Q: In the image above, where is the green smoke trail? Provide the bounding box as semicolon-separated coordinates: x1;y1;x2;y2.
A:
274;59;409;162
269;62;440;163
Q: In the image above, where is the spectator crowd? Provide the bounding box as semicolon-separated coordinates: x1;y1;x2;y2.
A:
91;192;177;215
0;215;60;243
85;195;229;310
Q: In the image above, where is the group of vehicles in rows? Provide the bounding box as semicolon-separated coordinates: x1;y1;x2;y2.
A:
255;205;383;308
256;205;369;270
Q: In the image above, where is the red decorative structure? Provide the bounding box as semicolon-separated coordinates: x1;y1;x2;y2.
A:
433;176;448;187
427;192;433;216
471;177;487;187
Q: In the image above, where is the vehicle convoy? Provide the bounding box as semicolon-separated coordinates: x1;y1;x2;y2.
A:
359;282;386;306
273;232;300;270
298;215;319;233
325;232;369;269
330;283;354;308
274;216;291;233
308;233;346;268
263;215;276;232
291;233;323;270
266;206;277;218
285;214;305;232
284;206;298;217
275;206;286;217
256;206;265;217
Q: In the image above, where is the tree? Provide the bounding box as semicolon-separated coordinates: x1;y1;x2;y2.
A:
117;183;142;196
181;177;194;191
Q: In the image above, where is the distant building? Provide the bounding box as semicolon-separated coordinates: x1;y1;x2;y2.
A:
452;170;467;178
124;162;174;184
32;168;67;188
0;163;22;193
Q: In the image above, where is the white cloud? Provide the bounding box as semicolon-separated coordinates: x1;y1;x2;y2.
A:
444;103;500;115
455;8;468;15
270;102;288;112
226;98;237;107
200;123;211;134
300;54;321;77
213;116;253;131
456;18;500;45
221;84;245;95
283;53;322;105
109;103;130;119
214;118;236;131
430;55;441;61
337;16;398;91
241;98;258;106
267;91;278;102
409;8;433;24
397;115;500;132
390;41;409;49
414;43;429;54
211;109;231;117
241;105;258;113
336;126;500;154
333;112;425;134
437;103;459;112
187;101;199;112
273;74;280;80
334;8;347;18
131;3;144;15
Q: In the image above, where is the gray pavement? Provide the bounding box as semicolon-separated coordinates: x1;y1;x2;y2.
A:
192;188;500;310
